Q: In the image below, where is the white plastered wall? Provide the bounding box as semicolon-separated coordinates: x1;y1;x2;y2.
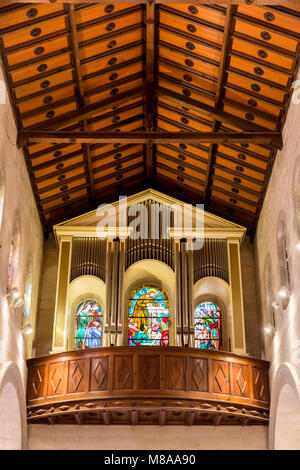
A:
255;68;300;449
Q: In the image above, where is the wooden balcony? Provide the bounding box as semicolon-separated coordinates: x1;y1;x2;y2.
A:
27;347;269;426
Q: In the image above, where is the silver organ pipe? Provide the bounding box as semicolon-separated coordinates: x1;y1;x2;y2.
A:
70;237;107;282
194;238;229;283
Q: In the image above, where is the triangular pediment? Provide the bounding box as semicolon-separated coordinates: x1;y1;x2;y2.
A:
54;189;246;240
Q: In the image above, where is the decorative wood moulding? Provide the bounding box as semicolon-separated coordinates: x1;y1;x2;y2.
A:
27;346;270;426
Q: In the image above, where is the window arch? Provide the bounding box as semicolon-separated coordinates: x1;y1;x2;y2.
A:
128;286;169;346
74;300;103;350
22;258;33;326
194;301;222;350
264;254;275;328
277;216;291;294
7;217;21;291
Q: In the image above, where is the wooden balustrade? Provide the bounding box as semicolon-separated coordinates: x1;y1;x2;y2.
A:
27;347;269;426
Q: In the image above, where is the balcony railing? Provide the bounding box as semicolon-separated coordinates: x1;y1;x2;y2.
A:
27;347;269;426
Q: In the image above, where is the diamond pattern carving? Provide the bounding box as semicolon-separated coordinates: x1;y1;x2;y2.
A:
139;356;160;389
114;356;133;390
118;359;130;386
236;367;247;396
51;367;62;394
253;367;268;401
70;362;83;392
30;367;44;398
190;358;208;391
90;357;108;391
165;356;185;390
94;360;107;389
214;363;229;393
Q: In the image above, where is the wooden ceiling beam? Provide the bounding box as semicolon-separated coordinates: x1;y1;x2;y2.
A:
145;0;156;186
18;130;283;148
204;3;236;202
2;1;297;4
67;4;94;199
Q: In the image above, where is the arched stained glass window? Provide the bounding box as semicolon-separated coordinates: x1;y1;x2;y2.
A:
75;300;103;350
128;286;169;346
194;302;222;350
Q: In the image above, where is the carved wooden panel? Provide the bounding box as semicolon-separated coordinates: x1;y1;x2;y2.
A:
231;363;250;398
47;361;66;396
90;356;109;391
27;365;45;400
165;355;185;390
138;355;160;390
212;360;230;395
252;366;269;402
188;358;208;392
26;347;270;427
68;359;86;394
113;355;133;390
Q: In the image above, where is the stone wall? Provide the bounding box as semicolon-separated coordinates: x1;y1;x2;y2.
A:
0;67;44;448
240;235;261;357
35;234;58;357
254;69;300;448
27;424;268;450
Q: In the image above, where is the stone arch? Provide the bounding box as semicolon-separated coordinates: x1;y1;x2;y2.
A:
269;363;300;449
263;253;275;328
0;361;26;450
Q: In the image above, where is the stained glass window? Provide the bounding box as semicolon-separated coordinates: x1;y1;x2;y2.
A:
75;300;103;350
194;302;222;350
128;286;169;346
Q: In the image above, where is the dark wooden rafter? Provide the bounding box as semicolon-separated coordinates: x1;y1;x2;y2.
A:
145;0;156;185
204;3;236;202
67;3;94;200
18;130;283;147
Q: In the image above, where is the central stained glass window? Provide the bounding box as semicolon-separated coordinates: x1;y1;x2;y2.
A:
194;302;222;350
75;300;103;350
128;286;169;346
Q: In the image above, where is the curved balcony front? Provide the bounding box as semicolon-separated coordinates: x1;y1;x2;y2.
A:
27;347;269;426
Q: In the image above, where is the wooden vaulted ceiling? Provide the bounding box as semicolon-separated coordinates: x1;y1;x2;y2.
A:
0;2;300;233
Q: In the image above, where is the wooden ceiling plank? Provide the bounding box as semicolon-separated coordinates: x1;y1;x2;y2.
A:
68;3;95;200
156;85;269;132
24;86;145;131
18;130;282;147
